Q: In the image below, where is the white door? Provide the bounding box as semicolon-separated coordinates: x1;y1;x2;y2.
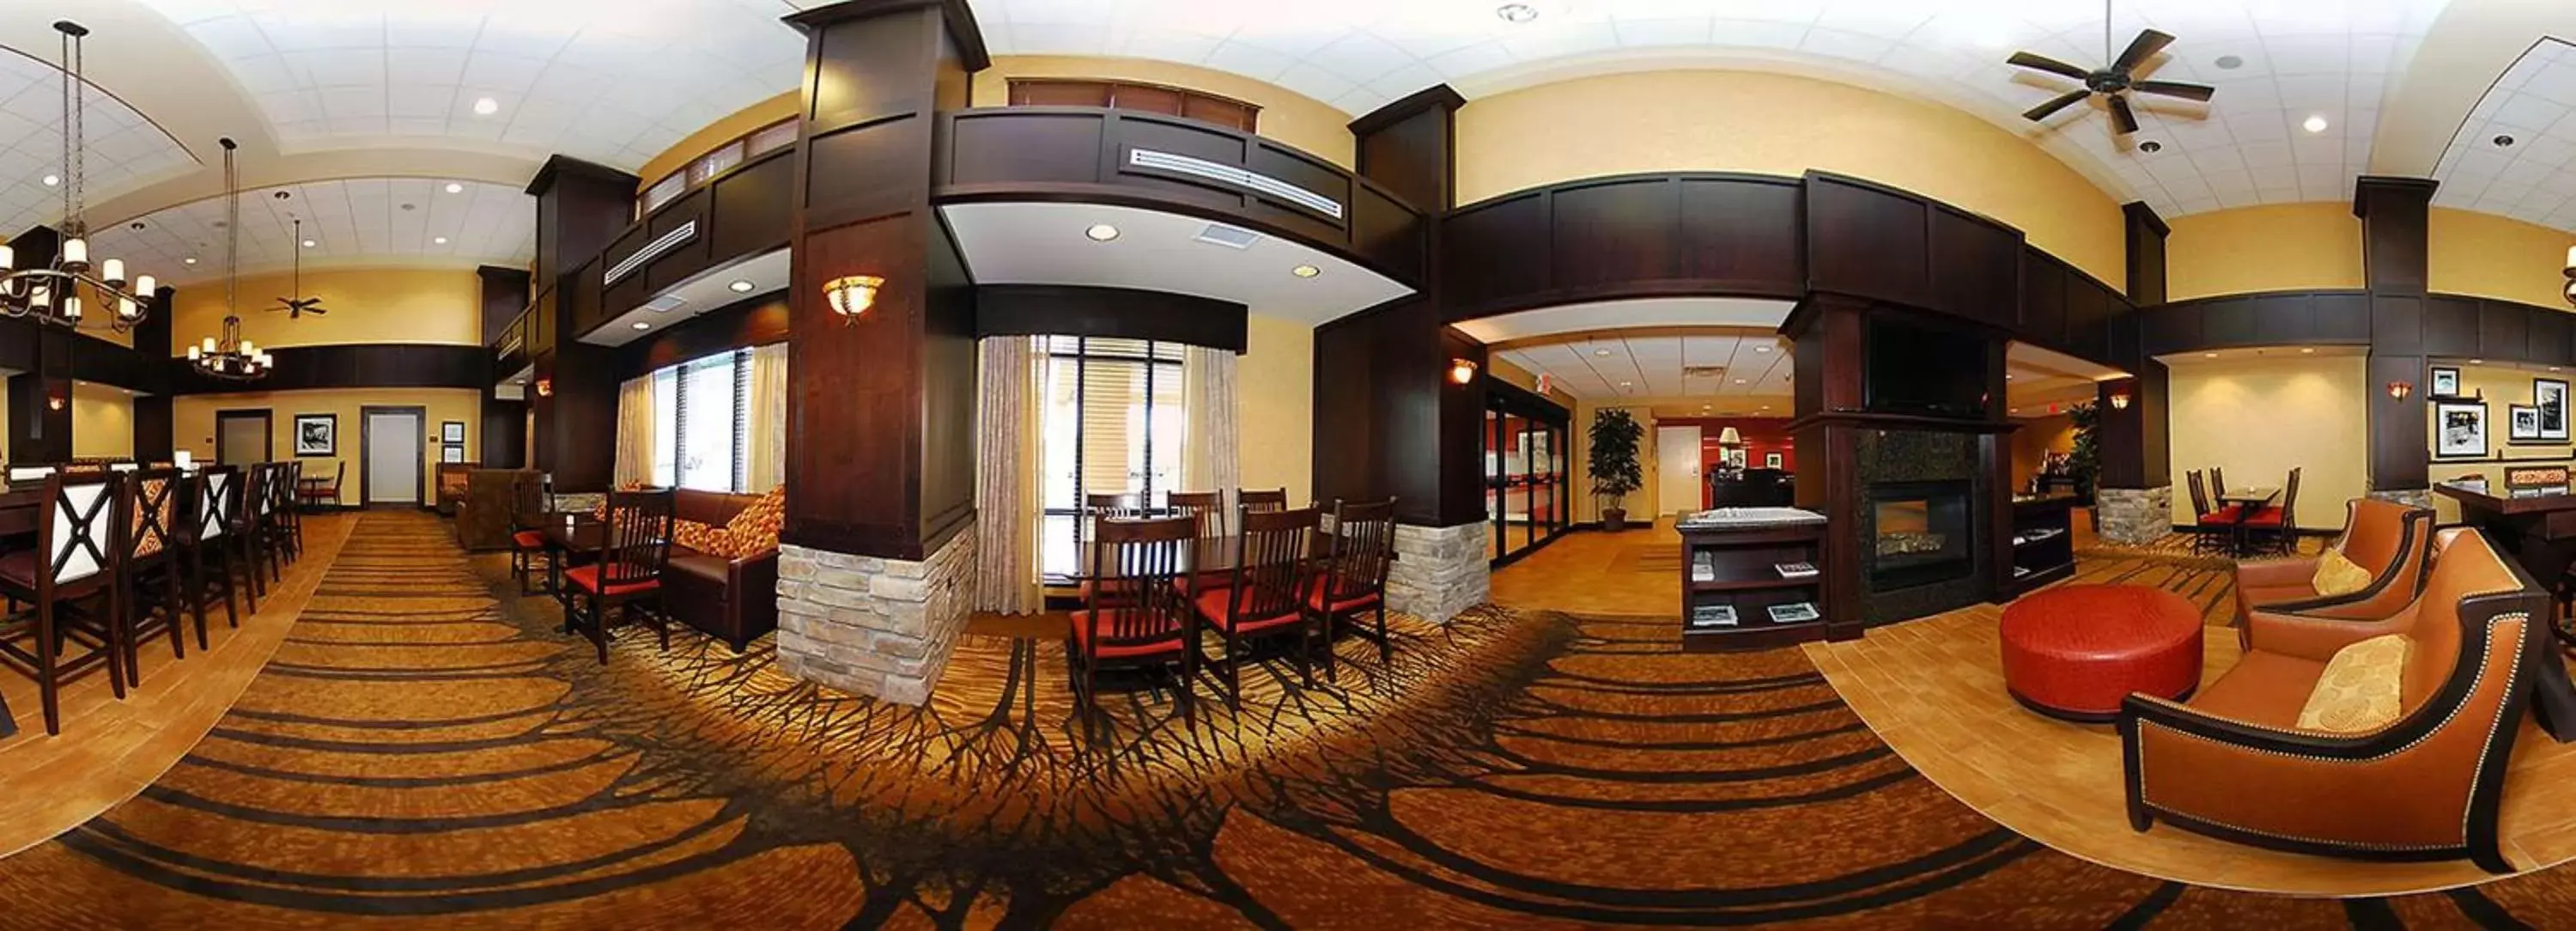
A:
218;416;268;467
365;411;422;504
1656;425;1702;515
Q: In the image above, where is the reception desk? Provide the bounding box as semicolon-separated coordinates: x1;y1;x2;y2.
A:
2431;478;2576;742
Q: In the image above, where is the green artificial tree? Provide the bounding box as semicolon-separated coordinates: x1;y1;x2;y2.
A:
2069;400;2101;512
1589;408;1646;531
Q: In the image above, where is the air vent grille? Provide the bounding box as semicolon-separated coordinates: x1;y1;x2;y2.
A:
1195;224;1261;249
1681;365;1728;379
642;294;689;313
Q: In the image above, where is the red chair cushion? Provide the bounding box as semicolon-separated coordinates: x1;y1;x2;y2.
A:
1998;584;2202;716
1308;586;1381;616
1191;587;1302;636
1066;609;1186;660
511;530;548;550
2239;507;2287;527
2196;505;2243;525
565;564;659;597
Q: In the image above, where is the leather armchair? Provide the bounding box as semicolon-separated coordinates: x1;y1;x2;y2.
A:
2233;497;2433;626
2119;526;2549;873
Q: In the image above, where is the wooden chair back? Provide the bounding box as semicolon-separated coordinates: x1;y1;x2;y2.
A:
243;463;273;520
1230;505;1319;621
2210;466;2228;500
125;467;181;563
1238;488;1288;513
39;471;118;595
1083;514;1196;657
2185;470;2211;520
1167;490;1224;538
2279;466;2304;527
197;466;240;543
600;489;676;589
1321;497;1398;604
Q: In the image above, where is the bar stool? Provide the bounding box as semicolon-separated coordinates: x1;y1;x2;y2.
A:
119;468;190;686
563;488;676;664
179;466;251;647
0;471;128;734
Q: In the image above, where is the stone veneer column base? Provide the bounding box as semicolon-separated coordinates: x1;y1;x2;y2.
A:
1388;522;1489;624
774;525;976;706
2094;486;2172;546
2367;488;2433;510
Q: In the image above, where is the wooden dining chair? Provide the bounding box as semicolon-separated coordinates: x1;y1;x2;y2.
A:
2183;470;2238;556
1194;505;1323;695
2243;467;2303;556
0;471;128;734
564;488;676;664
118;467;190;686
182;465;251;643
2209;466;2229;502
509;473;557;595
1068;514;1200;730
1079;491;1149;605
1312;497;1399;665
1167;490;1224;536
295;460;345;511
1238;488;1289;513
278;460;305;560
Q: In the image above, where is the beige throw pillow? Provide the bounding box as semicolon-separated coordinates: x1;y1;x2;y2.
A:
2295;634;2409;733
2311;548;2373;598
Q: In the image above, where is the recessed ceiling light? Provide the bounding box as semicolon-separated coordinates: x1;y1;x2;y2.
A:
1753;345;1771;353
2495;135;2518;149
631;321;651;330
1084;223;1119;241
444;182;464;194
273;191;291;200
2006;374;2014;380
2204;352;2218;358
301;239;316;247
729;279;756;293
1619;380;1632;387
128;222;143;231
2300;347;2315;354
40;174;57;186
472;96;500;116
183;257;197;265
1733;378;1747;384
1291;265;1320;278
1497;3;1537;23
1594;349;1611;356
2472;358;2485;364
400;203;415;211
2137;140;2162;154
432;236;448;245
2214;54;2244;70
2302;114;2329;133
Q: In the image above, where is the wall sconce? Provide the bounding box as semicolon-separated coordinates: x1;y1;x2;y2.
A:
45;394;63;411
2386;380;2413;401
2108;391;2131;411
535;378;553;399
824;275;884;324
1448;357;1478;385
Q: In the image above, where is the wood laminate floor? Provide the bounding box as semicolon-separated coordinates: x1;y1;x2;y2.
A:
1489;518;1683;617
0;514;354;859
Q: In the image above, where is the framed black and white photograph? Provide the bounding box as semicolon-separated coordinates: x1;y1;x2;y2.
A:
2511;404;2543;443
440;421;465;444
1764;452;1783;469
2431;366;2461;398
2435;401;2488;459
440;445;465;464
293;413;337;457
2537;378;2568;441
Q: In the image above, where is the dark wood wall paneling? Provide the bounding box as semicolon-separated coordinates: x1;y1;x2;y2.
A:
935;106;1429;287
477;266;532;347
974;284;1246;353
1442;173;1804;322
781;0;987;561
617;291;791;380
525;155;639;493
2357;176;2437;491
581;143;794;343
2136;290;2374;356
167;344;493;394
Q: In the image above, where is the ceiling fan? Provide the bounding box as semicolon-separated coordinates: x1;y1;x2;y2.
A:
2007;0;2215;135
271;217;328;319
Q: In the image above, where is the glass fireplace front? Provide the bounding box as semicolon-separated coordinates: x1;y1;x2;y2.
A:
1867;480;1973;592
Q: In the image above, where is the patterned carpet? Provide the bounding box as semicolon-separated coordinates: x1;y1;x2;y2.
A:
7;513;2576;927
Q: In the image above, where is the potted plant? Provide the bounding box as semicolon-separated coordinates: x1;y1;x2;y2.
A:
1589;408;1645;532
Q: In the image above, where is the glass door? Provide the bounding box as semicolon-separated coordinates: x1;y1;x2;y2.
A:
1486;379;1571;566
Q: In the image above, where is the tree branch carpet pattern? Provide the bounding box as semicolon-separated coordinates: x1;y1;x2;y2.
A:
0;512;2574;927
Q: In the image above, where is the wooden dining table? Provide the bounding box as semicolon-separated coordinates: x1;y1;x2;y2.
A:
2215;485;2280;557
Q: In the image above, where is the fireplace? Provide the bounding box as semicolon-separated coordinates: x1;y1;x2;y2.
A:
1867;480;1972;592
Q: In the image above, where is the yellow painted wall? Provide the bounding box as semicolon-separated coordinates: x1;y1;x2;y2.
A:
2165;204;2365;301
168;267;482;355
2428;208;2576;308
70;380;133;459
636;90;799;193
2425;362;2573;524
171;388;480;502
1454;70;2124;287
1237;313;1313;506
973;56;1356;170
2165;356;2367;532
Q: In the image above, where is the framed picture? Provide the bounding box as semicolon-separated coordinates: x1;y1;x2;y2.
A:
293;413;336;457
440;421;465;444
2538;378;2568;441
2431;366;2461;398
440;445;465;463
1764;452;1783;469
2511;404;2543;443
2435;401;2488;459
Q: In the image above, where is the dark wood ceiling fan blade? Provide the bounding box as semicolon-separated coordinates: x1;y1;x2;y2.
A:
2133;80;2215;102
2007;52;2091;82
2112;29;2175;73
2109;94;2140;134
2022;89;2091;122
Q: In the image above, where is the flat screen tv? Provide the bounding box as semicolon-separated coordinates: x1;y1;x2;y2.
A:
1863;317;1989;418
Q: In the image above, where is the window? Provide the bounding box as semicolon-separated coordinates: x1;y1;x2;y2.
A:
1038;337;1188;580
636;118;796;219
648;350;750;492
1005;78;1260;133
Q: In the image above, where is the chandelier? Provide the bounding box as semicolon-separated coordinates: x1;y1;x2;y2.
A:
189;137;268;381
0;21;155;332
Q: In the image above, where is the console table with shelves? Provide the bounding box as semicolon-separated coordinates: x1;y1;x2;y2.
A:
1678;510;1833;651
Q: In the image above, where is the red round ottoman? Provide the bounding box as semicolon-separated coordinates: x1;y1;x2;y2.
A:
2000;584;2202;722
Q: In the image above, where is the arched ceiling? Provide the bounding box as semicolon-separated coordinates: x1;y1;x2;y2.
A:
88;177;533;284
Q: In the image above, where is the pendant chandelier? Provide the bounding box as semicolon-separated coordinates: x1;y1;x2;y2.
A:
188;137;268;382
0;21;156;332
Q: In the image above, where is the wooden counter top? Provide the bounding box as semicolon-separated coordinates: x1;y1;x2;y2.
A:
2433;480;2576;515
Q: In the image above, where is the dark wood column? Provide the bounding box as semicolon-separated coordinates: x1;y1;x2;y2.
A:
2098;201;2170;492
477;266;532;469
781;0;986;561
525;156;635;491
2356;176;2438;493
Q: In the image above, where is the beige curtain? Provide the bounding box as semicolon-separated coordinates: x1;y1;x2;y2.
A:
744;341;787;490
613;375;656;486
974;336;1043;614
1183;344;1240;522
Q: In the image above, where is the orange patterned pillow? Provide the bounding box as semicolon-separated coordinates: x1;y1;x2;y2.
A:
725;485;785;556
671;519;738;559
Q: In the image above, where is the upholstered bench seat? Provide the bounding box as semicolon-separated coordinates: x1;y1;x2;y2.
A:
1999;583;2203;721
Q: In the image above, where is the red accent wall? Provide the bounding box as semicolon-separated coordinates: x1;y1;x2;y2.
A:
1661;417;1797;472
